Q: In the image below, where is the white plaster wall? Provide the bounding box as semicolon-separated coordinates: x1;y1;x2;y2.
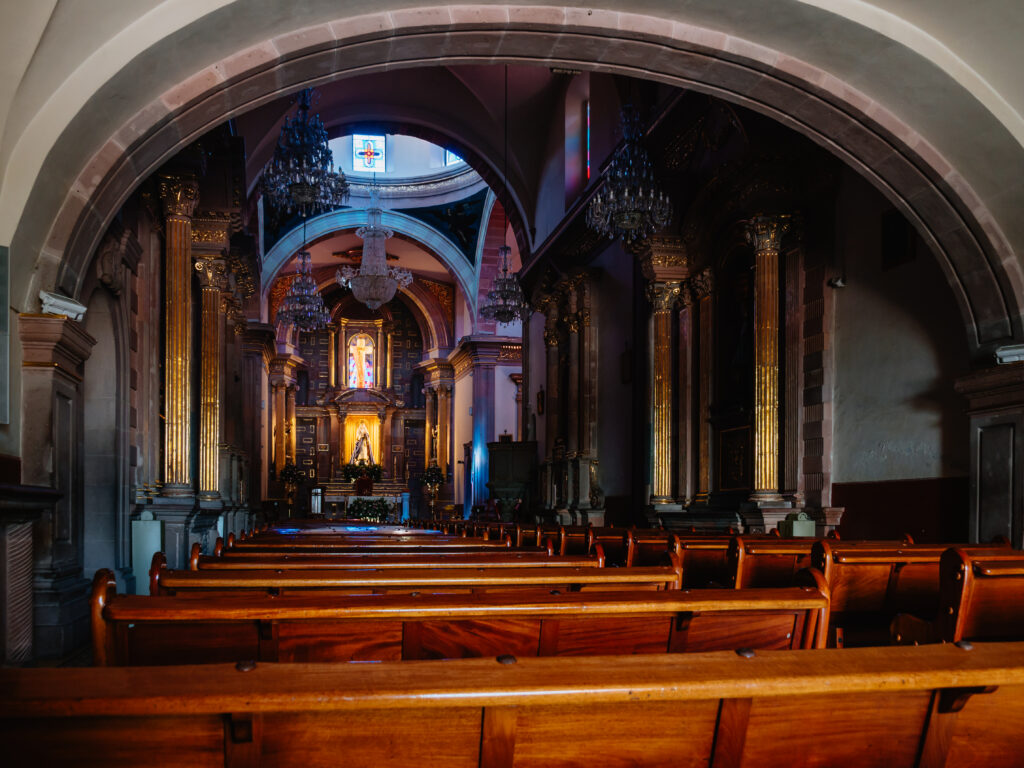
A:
832;168;970;482
494;366;519;440
593;242;635;498
454;289;472;341
452;371;473;506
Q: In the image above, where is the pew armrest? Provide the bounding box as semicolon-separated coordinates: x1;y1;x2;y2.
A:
891;613;939;646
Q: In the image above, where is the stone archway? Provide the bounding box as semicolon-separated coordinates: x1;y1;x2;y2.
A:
6;5;1020;362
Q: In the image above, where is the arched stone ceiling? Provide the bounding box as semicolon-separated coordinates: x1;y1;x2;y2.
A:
0;2;1022;356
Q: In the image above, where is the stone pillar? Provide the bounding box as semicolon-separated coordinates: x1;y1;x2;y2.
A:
956;361;1024;547
19;314;96;657
747;215;790;505
647;280;681;504
424;385;436;468
241;324;275;506
510;373;524;441
158;173;199;499
195;255;227;503
693;268;715;505
543;299;560;461
437;383;452;476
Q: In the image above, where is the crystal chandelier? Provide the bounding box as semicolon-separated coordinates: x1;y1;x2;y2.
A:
586;105;671;243
337;184;412;310
480;65;527;325
276;247;331;331
261;88;349;217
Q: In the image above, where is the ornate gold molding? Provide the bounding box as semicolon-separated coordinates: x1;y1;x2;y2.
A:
745;214;791;255
191;210;233;248
646;280;682;313
194;256;228;290
159;174;199;219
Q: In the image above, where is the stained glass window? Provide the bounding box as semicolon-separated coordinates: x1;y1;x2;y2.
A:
444;149;463;166
348;333;375;388
353;134;386;172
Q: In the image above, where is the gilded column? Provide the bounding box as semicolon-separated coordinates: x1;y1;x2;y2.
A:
747;215;790;503
328;323;337;389
272;384;286;474
437;382;452;475
195;256;227;500
285;385;297;464
159;174;199;496
424;385;436;468
339;319;349;387
386;330;394;389
693;268;714;505
647;280;681;503
375;320;384;389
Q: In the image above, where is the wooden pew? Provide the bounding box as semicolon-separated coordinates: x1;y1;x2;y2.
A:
6;643;1024;767
813;540;1014;647
892;547;1024;646
727;536;816;588
226;535;515;552
192;544;598;571
92;569;829;665
151;553;683;596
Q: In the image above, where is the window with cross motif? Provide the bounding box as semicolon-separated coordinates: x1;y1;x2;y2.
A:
352;134;386;172
348;333;375;388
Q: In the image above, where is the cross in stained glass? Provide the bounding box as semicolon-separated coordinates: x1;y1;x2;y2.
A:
353;134;386;172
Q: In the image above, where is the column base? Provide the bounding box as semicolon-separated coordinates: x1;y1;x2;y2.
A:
645;502;683;528
658;507;744;533
33;571;90;661
808;506;845;537
739;505;794;535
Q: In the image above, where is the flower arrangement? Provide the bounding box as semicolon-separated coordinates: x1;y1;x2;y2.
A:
421;463;445;489
346;497;391;522
278;461;302;488
341;460;383;483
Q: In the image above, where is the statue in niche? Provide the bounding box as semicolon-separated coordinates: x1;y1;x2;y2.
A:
350;422;375;465
348;334;375;389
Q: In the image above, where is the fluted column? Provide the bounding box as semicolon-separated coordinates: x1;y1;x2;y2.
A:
647;280;681;503
424;385;436;468
195;256;227;500
437;383;452;476
272;384;286;474
693;268;715;505
159;174;199;497
386;330;394;389
747;215;790;503
327;323;337;389
285;385;297;464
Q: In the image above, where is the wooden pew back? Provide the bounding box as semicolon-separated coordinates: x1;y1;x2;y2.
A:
940;548;1024;643
8;643;1024;768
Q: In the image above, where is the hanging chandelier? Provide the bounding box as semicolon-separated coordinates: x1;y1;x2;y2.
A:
480;65;527;326
337;184;412;310
276;248;331;331
261;88;349;217
480;244;527;324
586;105;671;243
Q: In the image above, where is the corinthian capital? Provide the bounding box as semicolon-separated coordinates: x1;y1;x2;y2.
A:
647;280;681;313
194;255;228;290
745;215;791;255
159;174;200;219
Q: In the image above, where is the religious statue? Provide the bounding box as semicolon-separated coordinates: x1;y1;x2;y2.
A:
348;334;374;389
350;422;374;465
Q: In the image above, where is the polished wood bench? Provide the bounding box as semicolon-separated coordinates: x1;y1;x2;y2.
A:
813;540;1014;647
151;554;683;596
6;642;1024;768
892;547;1024;646
226;535;514;553
93;570;828;666
193;546;601;571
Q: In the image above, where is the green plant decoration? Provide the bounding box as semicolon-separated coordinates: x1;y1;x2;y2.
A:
346;497;391;522
341;460;383;483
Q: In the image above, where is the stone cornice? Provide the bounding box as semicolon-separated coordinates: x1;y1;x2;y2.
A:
18;314;97;376
955;362;1024;413
449;335;523;378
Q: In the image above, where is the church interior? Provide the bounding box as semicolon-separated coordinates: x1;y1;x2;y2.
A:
2;2;1024;765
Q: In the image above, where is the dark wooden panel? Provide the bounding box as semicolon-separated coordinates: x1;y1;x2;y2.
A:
276;620;403;662
1;715;223;768
681;612;800;652
513;701;718;768
418;618;542;659
834;477;970;543
946;684;1024;767
978;423;1015;543
124;622;259;665
261;709;480;767
742;691;930;767
552;616;671;656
